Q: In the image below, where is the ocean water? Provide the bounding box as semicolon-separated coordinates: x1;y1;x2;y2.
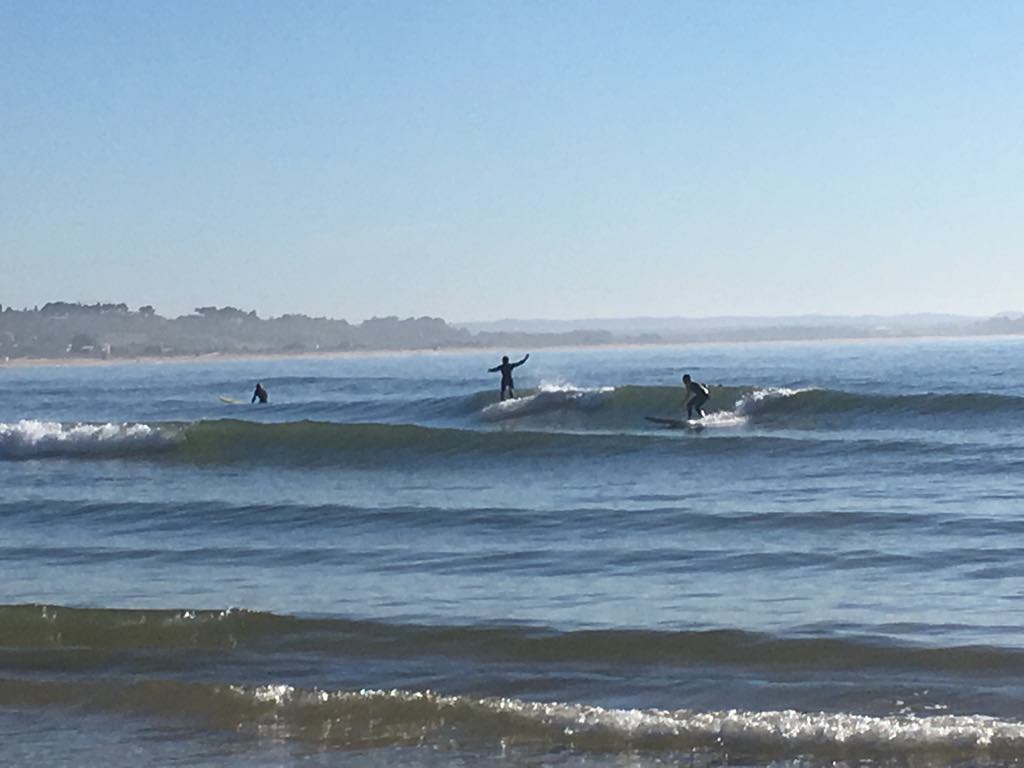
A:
3;337;1024;767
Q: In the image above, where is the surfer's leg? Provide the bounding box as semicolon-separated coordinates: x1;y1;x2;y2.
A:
693;393;708;418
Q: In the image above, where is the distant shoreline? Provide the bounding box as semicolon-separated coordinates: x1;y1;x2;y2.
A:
4;304;1019;367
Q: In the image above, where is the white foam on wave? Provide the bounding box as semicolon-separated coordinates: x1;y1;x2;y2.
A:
697;410;747;428
733;387;813;416
228;685;1024;754
0;419;177;458
684;387;814;430
535;380;616;396
480;382;614;421
532;702;1024;750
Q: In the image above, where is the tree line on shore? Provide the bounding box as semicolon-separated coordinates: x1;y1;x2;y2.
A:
0;302;616;360
2;301;1022;361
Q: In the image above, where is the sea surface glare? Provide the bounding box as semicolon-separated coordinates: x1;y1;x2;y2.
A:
3;337;1024;767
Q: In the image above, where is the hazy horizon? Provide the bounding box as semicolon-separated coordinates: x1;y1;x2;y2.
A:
3;298;1015;327
4;2;1022;321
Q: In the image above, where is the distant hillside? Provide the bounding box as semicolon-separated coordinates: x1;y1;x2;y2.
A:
1;302;1022;361
0;302;612;360
457;313;983;337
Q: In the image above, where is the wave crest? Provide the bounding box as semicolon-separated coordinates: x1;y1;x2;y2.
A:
0;419;180;459
5;675;1023;760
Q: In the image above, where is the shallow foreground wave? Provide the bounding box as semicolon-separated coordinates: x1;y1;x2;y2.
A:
2;677;1023;764
4;602;1024;765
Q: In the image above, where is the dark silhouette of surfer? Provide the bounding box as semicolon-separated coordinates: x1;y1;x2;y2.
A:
489;354;529;401
251;382;268;404
681;374;709;419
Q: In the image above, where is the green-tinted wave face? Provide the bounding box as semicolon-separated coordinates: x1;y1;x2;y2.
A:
4;604;1022;672
0;604;269;650
178;419;642;466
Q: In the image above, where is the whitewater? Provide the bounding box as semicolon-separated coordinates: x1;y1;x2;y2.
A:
3;337;1024;767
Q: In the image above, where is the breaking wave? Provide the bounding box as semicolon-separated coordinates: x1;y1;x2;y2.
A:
4;385;1023;463
5;604;1024;763
0;419;180;459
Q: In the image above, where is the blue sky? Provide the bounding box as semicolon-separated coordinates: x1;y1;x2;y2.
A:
2;1;1022;321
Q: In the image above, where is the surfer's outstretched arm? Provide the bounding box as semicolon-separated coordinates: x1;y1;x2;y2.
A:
488;365;500;373
513;354;529;368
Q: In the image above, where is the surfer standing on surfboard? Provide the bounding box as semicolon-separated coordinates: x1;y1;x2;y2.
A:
251;382;268;404
488;354;529;401
682;374;709;419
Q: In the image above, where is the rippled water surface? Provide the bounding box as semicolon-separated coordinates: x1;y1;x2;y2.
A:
3;337;1024;766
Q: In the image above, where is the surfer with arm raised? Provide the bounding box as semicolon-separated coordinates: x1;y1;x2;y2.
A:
681;374;709;419
489;354;529;401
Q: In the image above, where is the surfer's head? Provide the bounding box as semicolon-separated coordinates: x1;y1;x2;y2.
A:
682;374;691;383
502;356;509;363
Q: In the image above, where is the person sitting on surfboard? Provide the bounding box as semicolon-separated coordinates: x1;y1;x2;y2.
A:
488;354;529;401
251;382;268;404
681;374;709;419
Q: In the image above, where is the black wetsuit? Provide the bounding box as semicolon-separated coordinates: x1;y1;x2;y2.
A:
252;384;268;404
489;355;529;401
684;381;709;419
